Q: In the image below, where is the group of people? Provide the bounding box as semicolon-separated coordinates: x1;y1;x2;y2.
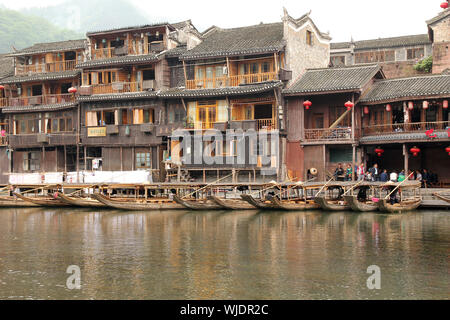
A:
334;163;437;187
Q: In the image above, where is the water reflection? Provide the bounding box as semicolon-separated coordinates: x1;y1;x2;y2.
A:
0;208;448;300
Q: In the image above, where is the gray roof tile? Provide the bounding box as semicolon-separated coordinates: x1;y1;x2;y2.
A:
181;23;285;60
331;34;431;51
284;64;382;95
0;55;14;80
77;91;158;102
426;8;450;26
9;39;86;57
360;74;450;103
2;102;77;113
0;70;80;84
77;54;160;68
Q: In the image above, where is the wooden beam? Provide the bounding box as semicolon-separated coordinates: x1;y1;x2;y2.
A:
182;60;188;86
181;98;187;111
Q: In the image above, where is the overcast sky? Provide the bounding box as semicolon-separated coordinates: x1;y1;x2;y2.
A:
0;0;443;42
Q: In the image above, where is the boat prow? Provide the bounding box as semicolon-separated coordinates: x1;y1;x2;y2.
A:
377;198;421;213
13;192;71;207
270;196;320;211
240;194;278;209
173;195;222;210
92;193;185;211
314;196;350;211
57;193;106;208
343;195;378;212
208;196;256;210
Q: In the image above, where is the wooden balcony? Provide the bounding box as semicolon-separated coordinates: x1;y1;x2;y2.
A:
16;60;77;75
0;98;7;108
304;127;353;143
185;72;277;89
189;119;275;131
362;121;449;136
7;94;73;107
91;82;141;95
8;133;77;148
91;42;165;60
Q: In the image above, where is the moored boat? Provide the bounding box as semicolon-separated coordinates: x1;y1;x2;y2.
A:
57;193;106;208
173;195;222;210
13;192;71;207
92;193;185;211
343;195;378;212
314;196;350;211
269;197;320;211
377;198;421;213
377;181;422;213
208;196;256;210
0;196;40;208
433;192;450;204
240;194;279;209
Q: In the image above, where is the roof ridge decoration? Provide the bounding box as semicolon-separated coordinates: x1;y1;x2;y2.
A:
331;34;431;51
426;7;450;25
86;22;174;36
282;8;332;41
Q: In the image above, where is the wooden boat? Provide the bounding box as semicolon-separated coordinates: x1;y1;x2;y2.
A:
240;194;279;210
13;192;71;207
314;196;350;211
57;193;106;208
173;195;222;210
92;193;185;211
433;192;450;204
269;197;320;211
377;198;421;213
0;196;40;208
343;195;378;212
208;196;256;210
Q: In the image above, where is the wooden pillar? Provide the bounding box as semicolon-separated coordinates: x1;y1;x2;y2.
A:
403;144;409;176
352;144;356;181
132;147;135;171
84;146;87;171
64;145;67;173
351;93;355;141
42;146;45;173
76;144;79;182
120;147;123;171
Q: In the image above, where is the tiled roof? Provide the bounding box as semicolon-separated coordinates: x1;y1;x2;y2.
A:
86;23;172;36
76;54;160;68
8;39;86;57
77;91;158;102
2;102;77;114
0;54;14;80
427;8;450;26
181;22;285;60
360;131;449;143
331;34;431;51
360;74;450;103
164;46;187;58
159;81;282;98
0;70;80;84
284;64;382;95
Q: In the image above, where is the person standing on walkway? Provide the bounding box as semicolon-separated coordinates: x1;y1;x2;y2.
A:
357;163;365;181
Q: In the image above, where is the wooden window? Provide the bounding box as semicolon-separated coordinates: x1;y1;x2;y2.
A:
23;152;40;172
45;112;73;132
407;48;424;60
306;31;313;46
331;56;346;67
136;152;151;169
14;114;41;134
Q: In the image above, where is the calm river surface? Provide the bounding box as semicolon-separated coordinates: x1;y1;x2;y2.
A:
0;208;448;300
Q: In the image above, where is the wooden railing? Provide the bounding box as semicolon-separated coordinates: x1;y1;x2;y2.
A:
304;127;353;142
186;72;277;89
91;42;166;60
7;94;73;107
362;121;450;136
91;82;141;95
16;60;77;75
0;98;7;107
92;48;115;60
257;119;275;130
189;119;275;131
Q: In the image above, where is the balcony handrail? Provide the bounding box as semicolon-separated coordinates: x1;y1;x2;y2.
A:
304;127;353;141
16;60;77;75
362;121;450;136
186;71;278;90
91;81;142;94
7;93;74;107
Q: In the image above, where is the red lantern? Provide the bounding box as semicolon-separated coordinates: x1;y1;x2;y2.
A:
446;147;450;156
443;100;448;109
441;2;449;9
374;148;384;157
363;106;369;114
345;101;354;110
386;104;392;112
423;101;429;110
68;87;77;94
0;85;4;90
408;101;414;110
303;100;312;110
410;147;421;157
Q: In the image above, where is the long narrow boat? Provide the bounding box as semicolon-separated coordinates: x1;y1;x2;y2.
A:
314;196;350;211
0;196;40;208
208;196;256;210
377;198;421;213
92;193;185;211
240;194;279;209
173;195;222;210
57;193;106;208
343;195;378;212
13;192;71;207
433;192;450;204
270;197;320;211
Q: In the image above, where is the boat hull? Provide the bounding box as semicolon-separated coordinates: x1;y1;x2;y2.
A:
240;194;278;210
173;195;222;210
13;192;71;207
57;193;106;208
0;197;40;208
208;196;256;210
314;196;350;211
377;198;421;213
92;194;185;211
343;195;378;212
270;197;320;211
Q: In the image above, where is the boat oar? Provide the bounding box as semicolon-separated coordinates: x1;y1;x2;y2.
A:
182;173;234;199
314;176;336;198
384;172;415;200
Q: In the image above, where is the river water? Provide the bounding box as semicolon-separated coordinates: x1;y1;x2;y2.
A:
0;208;448;300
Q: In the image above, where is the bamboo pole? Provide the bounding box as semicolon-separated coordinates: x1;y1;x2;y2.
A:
182;173;233;199
342;179;365;197
314;176;336;197
384;173;415;200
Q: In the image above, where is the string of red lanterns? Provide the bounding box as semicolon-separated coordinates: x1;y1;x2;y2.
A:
446;147;450;156
345;101;354;111
386;104;392;112
410;146;421;157
374;147;384;157
441;2;449;9
0;85;5;90
303;100;312;110
68;87;77;94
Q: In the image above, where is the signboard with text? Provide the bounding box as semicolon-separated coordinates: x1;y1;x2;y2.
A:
87;127;107;137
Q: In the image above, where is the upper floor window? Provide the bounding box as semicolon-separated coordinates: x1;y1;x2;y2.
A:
407;48;424;60
306;31;314;46
355;50;395;64
136;152;151;169
330;56;346;67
